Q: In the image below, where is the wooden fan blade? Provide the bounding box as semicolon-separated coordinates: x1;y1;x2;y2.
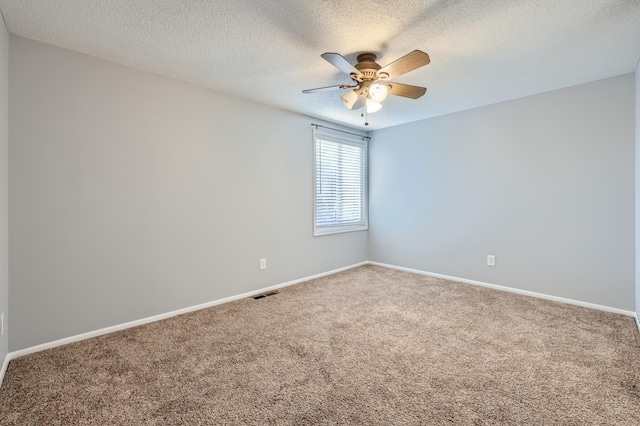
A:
378;50;430;80
303;84;352;94
386;82;427;99
321;52;363;78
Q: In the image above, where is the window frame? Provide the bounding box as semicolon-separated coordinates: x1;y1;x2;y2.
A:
312;127;369;236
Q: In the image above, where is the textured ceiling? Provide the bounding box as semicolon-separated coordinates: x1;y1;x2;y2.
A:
0;0;639;130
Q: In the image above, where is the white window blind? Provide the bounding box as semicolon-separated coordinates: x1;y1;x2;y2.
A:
313;129;368;236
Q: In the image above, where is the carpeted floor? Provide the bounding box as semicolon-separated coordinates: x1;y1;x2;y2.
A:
1;265;639;425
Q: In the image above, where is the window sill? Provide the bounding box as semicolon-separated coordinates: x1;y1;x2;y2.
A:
314;225;368;236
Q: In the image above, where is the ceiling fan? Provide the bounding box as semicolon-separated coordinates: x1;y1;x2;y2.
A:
303;50;430;114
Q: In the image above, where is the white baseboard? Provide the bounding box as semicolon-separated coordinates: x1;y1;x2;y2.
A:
5;261;368;366
0;352;9;389
368;261;636;317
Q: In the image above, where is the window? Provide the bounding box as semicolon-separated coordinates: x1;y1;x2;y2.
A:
313;128;368;236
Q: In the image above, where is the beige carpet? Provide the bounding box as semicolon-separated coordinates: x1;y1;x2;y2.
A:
1;265;639;425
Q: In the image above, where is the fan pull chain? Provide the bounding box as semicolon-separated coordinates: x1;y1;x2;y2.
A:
361;108;369;126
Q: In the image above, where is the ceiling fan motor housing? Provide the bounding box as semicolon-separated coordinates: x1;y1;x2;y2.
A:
353;53;382;82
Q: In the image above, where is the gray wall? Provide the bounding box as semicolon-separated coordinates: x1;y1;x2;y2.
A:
0;19;8;363
9;36;367;351
369;74;635;310
6;34;637;353
636;62;639;317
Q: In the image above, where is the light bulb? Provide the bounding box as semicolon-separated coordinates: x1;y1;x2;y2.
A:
366;99;382;113
369;83;388;102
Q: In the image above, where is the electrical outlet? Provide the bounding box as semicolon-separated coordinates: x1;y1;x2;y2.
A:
1;313;4;336
487;255;496;267
259;258;267;270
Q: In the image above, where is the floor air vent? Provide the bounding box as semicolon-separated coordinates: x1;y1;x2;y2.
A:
253;291;279;300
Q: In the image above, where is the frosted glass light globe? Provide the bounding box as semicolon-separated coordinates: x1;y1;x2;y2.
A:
366;99;383;113
369;83;388;102
340;90;359;109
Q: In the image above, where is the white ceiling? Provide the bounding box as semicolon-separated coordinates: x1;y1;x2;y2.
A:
0;0;639;130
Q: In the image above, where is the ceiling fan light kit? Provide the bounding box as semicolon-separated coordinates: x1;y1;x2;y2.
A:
340;90;359;109
369;83;388;102
304;50;430;119
365;99;383;113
